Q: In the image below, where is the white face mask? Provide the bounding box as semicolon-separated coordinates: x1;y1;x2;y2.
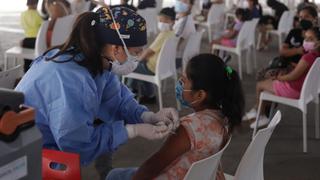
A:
106;6;139;75
158;22;171;32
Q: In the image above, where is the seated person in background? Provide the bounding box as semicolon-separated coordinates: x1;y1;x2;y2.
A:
127;7;176;103
280;6;318;64
137;0;156;9
174;0;196;60
106;54;244;180
297;0;318;12
247;0;262;19
257;0;288;50
244;27;320;128
20;0;43;72
211;8;250;48
112;0;137;12
45;0;71;48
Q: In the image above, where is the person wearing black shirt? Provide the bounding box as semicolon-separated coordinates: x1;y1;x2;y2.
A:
280;6;318;64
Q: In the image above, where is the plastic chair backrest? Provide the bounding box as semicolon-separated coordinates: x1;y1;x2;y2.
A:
277;11;294;33
52;14;77;46
236;21;251;48
42;149;81;180
137;8;158;35
155;36;179;79
184;136;232;180
299;59;320;104
233;111;282;180
182;30;205;71
0;65;22;89
247;18;259;47
207;3;225;25
35;20;49;56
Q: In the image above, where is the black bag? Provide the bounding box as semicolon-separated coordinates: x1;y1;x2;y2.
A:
256;56;292;81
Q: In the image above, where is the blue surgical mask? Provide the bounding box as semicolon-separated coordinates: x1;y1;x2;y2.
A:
175;80;197;108
175;1;189;13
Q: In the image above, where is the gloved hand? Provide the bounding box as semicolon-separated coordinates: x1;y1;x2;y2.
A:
126;123;170;140
141;108;180;130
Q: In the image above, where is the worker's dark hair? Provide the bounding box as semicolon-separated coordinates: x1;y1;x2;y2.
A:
44;12;105;76
159;7;176;21
299;5;318;18
185;54;245;130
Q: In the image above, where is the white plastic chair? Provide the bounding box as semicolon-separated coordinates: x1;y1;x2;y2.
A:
225;111;282;180
5;15;76;70
211;20;252;79
0;65;22;89
184;136;232;180
35;20;50;57
258;11;295;51
4;20;49;70
247;18;259;71
182;29;205;71
122;36;179;110
51;14;77;46
197;3;225;42
253;59;320;153
137;8;158;37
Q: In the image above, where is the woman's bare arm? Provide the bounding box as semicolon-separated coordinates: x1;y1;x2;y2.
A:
132;125;191;180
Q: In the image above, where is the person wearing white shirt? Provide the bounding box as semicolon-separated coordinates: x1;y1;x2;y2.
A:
173;0;196;60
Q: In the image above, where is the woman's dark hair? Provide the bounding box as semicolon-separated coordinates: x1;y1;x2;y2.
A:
186;54;245;130
45;12;105;76
235;8;251;21
299;5;318;18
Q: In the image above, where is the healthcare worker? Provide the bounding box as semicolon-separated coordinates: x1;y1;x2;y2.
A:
15;6;179;177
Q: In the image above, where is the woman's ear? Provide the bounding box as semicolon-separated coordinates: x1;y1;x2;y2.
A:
195;90;207;105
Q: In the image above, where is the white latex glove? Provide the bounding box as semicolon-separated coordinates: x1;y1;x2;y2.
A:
141;108;180;130
126;123;170;140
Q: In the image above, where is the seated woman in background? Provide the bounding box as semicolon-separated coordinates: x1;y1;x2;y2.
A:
106;54;245;180
247;0;262;19
280;6;318;65
245;27;320;128
211;8;250;48
257;0;288;50
174;0;196;61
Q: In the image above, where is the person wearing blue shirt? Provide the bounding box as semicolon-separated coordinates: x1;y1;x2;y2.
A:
15;6;179;180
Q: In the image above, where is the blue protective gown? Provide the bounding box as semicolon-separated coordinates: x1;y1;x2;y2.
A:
15;49;147;165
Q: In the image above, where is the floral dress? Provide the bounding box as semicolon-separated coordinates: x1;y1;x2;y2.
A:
156;109;229;180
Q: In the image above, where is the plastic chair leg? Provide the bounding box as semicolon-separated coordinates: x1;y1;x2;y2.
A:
4;54;8;71
268;103;276;120
252;46;257;70
302;110;308;153
253;99;263;138
278;34;282;51
157;85;163;110
315;96;320;139
237;53;243;80
257;33;262;50
245;49;252;75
